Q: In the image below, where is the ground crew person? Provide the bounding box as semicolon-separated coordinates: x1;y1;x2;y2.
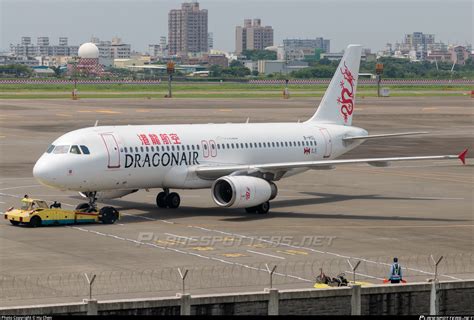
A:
50;201;61;209
389;257;403;283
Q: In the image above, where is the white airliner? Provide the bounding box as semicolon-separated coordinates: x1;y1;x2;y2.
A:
33;45;467;217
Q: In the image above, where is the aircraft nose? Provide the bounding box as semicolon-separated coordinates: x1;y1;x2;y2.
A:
33;156;54;186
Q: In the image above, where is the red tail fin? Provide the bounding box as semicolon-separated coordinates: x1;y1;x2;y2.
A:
458;148;468;165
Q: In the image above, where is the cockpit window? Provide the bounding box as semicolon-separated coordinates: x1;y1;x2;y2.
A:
53;145;70;154
80;145;90;154
70;145;81;154
46;145;55;153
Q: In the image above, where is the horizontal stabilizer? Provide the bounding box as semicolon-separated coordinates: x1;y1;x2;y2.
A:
343;132;428;141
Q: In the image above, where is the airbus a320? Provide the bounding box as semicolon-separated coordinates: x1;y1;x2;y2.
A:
33;45;468;214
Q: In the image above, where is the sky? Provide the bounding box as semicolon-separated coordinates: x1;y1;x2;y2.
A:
0;0;472;53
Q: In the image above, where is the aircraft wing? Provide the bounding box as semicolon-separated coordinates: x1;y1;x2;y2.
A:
195;149;468;180
343;132;428;141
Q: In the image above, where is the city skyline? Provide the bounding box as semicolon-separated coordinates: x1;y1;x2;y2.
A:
1;0;472;53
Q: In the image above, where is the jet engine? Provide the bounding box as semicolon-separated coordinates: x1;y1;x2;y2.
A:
211;176;277;208
80;189;138;200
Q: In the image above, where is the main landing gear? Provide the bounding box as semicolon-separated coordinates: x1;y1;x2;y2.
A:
245;201;270;214
156;188;181;209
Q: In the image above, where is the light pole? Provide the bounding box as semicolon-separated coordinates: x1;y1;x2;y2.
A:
166;61;175;98
375;63;384;97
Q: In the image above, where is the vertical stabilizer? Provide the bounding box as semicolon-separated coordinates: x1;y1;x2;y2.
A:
307;44;362;126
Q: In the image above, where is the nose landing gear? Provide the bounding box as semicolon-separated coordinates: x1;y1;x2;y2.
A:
76;191;98;212
156;188;181;209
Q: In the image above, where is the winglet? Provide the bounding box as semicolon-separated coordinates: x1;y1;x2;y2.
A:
458;148;468;165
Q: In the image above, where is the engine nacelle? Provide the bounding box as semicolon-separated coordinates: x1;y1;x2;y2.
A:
212;176;277;208
80;189;138;200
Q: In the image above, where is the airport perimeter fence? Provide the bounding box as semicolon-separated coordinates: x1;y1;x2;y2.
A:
0;78;473;95
1;252;473;303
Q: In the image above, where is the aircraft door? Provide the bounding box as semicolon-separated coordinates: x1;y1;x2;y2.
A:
319;128;332;158
209;140;217;157
201;140;210;158
100;133;121;168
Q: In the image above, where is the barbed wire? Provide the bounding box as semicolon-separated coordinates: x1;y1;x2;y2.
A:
1;252;472;302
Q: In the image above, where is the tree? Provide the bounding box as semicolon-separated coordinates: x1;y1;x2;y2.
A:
241;50;277;61
49;66;62;77
0;64;33;77
209;65;223;77
229;60;244;68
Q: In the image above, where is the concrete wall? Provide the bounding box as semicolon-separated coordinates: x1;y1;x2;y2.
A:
1;280;473;316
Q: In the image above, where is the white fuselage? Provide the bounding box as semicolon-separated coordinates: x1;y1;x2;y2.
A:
33;122;367;192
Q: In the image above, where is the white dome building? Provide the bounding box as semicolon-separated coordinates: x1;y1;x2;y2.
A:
78;42;100;59
69;42;104;76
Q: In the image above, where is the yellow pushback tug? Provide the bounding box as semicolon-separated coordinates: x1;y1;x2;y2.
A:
4;197;119;227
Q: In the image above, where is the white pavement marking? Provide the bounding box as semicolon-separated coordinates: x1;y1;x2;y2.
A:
120;212;174;224
0;185;41;191
165;233;197;241
246;250;285;260
99;201;462;281
188;225;462;281
408;197;464;200
0;192;76;207
68;226;312;283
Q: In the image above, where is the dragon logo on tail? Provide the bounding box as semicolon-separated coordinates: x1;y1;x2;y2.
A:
337;61;356;123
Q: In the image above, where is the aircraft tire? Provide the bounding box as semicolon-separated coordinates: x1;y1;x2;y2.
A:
256;202;270;214
76;203;90;211
166;192;180;209
156;192;167;208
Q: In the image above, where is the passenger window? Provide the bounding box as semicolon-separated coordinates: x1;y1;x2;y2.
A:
236;144;239;149
124;147;128;153
140;147;144;152
240;143;244;148
162;146;166;151
196;145;200;150
151;146;154;152
146;146;149;152
259;143;262;148
167;146;170;151
187;145;190;151
245;143;248;148
297;142;301;146
46;145;55;153
191;145;195;151
204;144;208;150
272;142;275;147
172;145;175;151
285;142;288;147
70;145;81;154
227;143;230;149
